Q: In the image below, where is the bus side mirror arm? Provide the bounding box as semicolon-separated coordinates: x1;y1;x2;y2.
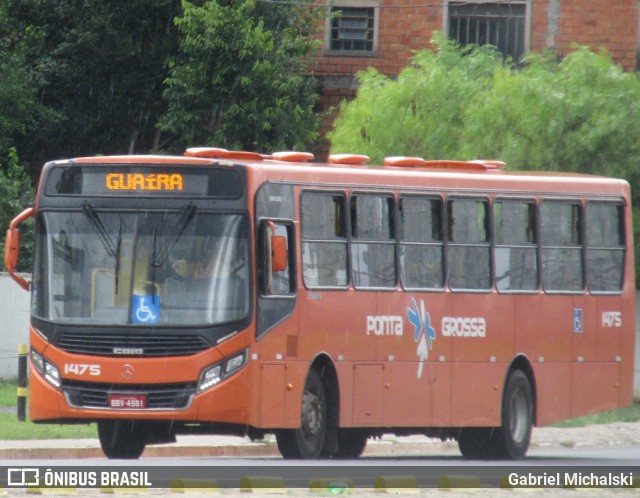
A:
5;207;34;291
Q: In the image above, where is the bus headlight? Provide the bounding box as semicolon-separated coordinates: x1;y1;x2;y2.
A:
225;352;246;375
198;365;222;392
31;350;61;389
198;349;247;393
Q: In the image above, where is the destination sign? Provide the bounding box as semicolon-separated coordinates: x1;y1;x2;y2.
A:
43;165;243;198
105;173;184;191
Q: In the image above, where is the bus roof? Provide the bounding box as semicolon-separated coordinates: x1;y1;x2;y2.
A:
54;149;628;197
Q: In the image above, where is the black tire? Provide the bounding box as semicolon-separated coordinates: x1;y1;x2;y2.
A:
336;429;368;458
295;369;327;458
98;420;146;459
275;429;302;459
492;370;533;459
457;428;494;459
275;369;327;459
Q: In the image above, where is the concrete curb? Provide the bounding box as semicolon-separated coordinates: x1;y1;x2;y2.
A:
0;444;280;460
0;439;457;460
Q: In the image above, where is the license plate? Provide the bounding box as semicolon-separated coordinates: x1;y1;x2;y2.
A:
108;393;147;409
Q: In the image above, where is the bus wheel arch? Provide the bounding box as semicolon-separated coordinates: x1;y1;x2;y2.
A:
309;354;368;458
507;355;537;427
458;356;537;460
310;354;341;456
275;354;339;459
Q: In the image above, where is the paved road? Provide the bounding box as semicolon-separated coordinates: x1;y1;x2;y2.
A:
1;445;638;497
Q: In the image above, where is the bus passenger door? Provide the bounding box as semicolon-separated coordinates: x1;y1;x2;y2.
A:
256;219;297;427
256;220;296;337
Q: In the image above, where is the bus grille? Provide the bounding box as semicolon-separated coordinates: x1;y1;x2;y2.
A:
62;380;197;410
55;332;211;357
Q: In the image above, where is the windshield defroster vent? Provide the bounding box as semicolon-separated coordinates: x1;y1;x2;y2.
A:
56;332;211;357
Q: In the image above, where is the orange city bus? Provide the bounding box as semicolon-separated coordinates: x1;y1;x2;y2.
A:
4;148;635;460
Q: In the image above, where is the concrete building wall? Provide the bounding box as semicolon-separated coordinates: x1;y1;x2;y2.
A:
314;0;639;78
0;274;30;379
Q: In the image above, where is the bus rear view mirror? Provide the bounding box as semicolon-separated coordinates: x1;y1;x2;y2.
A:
4;207;34;291
271;235;288;272
4;228;20;272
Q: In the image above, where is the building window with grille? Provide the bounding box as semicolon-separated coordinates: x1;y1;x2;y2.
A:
325;4;379;56
447;1;529;61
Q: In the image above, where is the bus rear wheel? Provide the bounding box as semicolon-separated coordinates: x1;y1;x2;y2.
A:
458;370;533;460
491;369;533;459
275;369;327;459
457;428;494;459
98;420;146;459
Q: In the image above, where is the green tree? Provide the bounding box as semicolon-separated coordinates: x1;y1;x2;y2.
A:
0;148;34;272
0;0;57;161
459;46;640;182
160;0;320;153
6;0;181;172
329;34;505;163
330;35;640;181
0;1;51;272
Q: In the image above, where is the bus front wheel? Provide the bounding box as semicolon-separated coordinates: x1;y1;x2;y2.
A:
275;369;327;459
336;429;368;458
98;420;146;459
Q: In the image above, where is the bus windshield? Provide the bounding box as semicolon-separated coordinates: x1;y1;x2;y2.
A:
32;207;250;326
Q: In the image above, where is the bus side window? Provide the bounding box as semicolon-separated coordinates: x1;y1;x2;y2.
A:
259;221;296;296
447;197;491;290
540;201;584;292
494;200;538;292
350;194;396;289
301;191;348;288
399;195;444;290
586;201;625;293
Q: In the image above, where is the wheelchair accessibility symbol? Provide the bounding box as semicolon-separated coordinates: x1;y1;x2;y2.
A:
573;308;583;333
132;295;160;324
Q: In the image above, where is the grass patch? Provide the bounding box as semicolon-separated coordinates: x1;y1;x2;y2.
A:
0;378;96;440
0;413;96;440
552;401;640;428
0;378;20;406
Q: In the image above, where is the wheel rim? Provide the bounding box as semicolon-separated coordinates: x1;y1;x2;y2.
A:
301;391;324;438
508;387;529;444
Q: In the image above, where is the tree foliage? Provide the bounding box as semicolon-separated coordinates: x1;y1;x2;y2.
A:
5;0;181;170
329;35;503;162
2;0;321;170
0;148;34;272
160;0;320;152
330;33;640;180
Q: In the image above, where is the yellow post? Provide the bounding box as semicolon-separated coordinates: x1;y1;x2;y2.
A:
17;343;28;421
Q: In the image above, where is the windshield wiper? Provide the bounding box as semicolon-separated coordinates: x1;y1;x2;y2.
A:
82;201;123;292
114;220;122;293
148;204;197;297
151;203;197;269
